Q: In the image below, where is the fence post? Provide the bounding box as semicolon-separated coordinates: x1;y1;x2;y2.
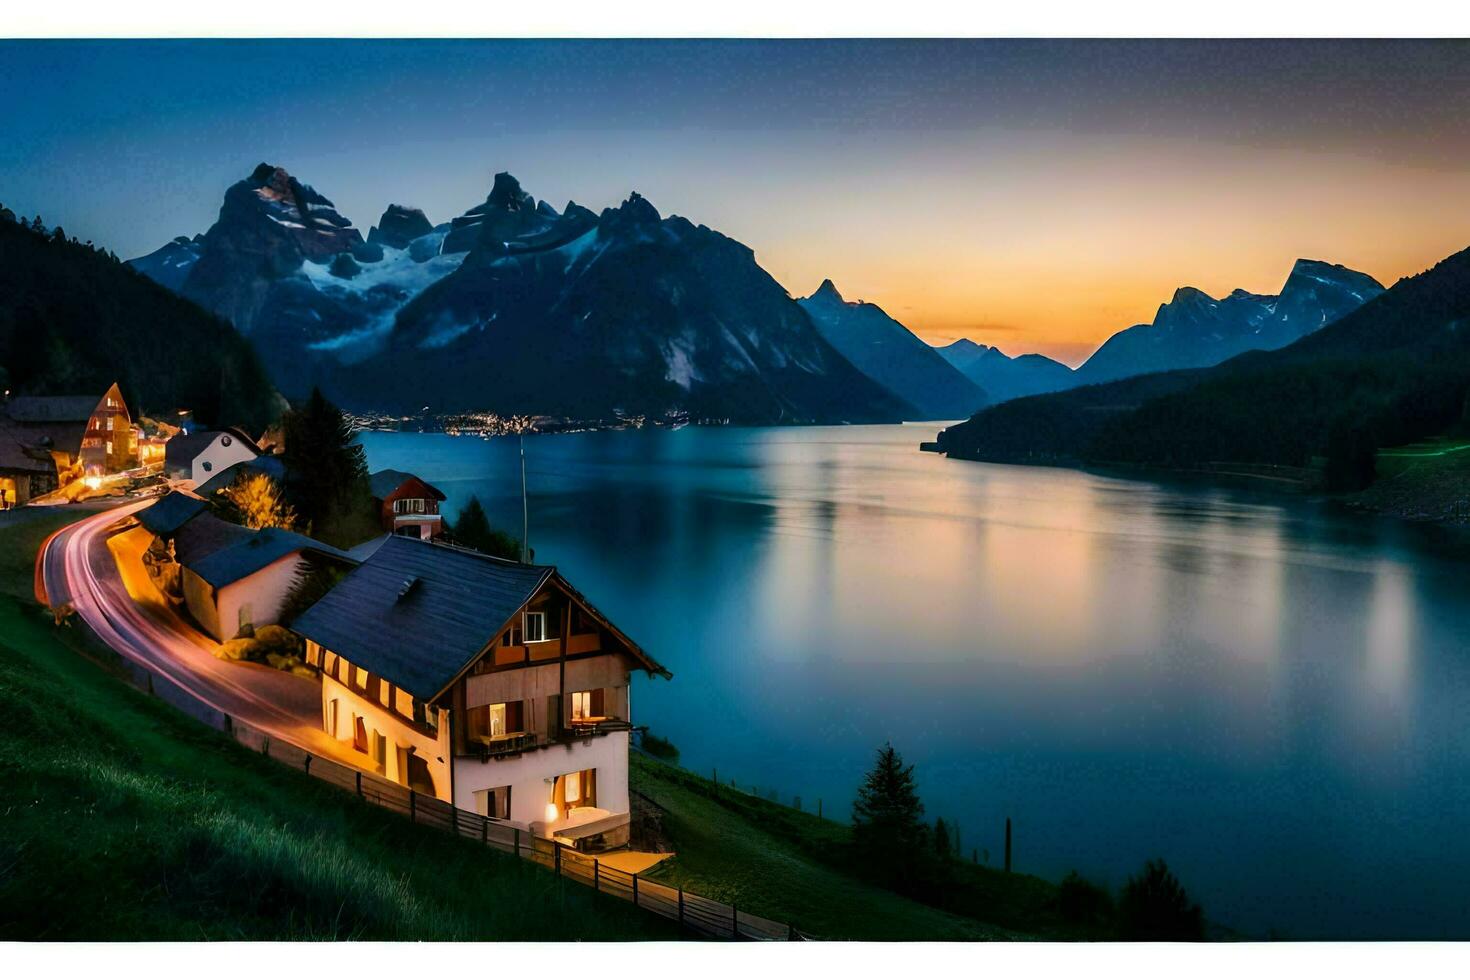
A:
261;736;269;755
514;827;520;857
594;858;600;892
482;818;488;845
678;887;685;930
1004;816;1012;873
732;901;738;938
555;842;562;876
788;922;797;941
818;798;822;820
303;753;311;774
355;771;362;797
632;873;639;906
410;789;417;823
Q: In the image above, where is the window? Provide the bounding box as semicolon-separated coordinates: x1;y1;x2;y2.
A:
571;691;590;722
353;664;368;691
221;434;232;447
201;460;212;473
475;786;511;820
379;680;393;709
524;611;547;643
106;416;114;431
489;702;506;736
324;698;338;736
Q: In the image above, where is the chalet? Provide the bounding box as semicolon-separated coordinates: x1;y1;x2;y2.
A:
194;455;288;496
0;382;135;503
292;535;670;851
165;428;262;487
165;511;351;641
369;469;446;540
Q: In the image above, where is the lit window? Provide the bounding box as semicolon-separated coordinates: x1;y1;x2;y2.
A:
490;702;506;736
563;770;581;804
571;691;591;721
524;611;546;643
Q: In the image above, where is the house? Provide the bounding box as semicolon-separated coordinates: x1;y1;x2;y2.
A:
292;535;670;851
168;511;351;641
194;455;288;497
0;382;136;502
165;428;262;486
369;469;446;540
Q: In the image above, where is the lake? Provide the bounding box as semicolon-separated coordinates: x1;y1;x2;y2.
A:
358;423;1470;938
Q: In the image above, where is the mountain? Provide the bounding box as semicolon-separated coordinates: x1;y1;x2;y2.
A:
1073;259;1384;386
937;244;1470;485
0;214;279;432
936;339;1077;404
337;186;911;422
132;166;909;423
130;234;204;291
797;280;988;420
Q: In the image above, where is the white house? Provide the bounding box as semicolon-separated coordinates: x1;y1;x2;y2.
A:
170;512;350;641
292;534;670;851
164;428;262;487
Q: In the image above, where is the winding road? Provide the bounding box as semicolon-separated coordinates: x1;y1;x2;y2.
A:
38;500;363;767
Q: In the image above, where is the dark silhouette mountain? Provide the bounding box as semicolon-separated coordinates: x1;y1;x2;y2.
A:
335;186;911;422
798;280;988;420
936;339;1077;404
938;244;1470;481
1074;259;1384;386
0;214;279;432
367;205;433;250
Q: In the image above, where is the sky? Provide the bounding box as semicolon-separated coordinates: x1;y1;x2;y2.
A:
2;38;1470;366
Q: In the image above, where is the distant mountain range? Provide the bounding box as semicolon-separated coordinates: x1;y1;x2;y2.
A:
132;165;909;423
127;161;1387;427
798;280;987;420
937;241;1470;487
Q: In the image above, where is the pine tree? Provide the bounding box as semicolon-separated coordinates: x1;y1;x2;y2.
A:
1116;859;1204;940
281;388;377;547
933;817;952;860
851;742;927;886
448;494;522;560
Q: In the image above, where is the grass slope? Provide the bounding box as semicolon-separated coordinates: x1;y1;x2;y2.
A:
0;511;673;940
632;753;1102;940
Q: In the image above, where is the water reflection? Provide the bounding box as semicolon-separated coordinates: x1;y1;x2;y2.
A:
360;424;1470;939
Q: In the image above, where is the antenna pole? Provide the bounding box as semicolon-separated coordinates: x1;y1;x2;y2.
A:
519;428;529;563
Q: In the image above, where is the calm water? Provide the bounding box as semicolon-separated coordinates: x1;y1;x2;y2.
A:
359;424;1470;938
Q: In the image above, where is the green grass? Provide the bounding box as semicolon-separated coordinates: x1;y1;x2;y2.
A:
0;512;675;940
631;753;1105;940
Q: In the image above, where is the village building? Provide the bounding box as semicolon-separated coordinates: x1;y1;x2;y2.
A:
0;382;136;503
136;494;351;641
164;427;262;487
194;455;288;496
292;535;669;851
369;469;447;540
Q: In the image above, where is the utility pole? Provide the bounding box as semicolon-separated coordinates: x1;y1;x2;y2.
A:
519;427;529;563
1004;817;1012;873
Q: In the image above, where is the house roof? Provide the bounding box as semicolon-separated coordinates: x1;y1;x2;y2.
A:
0;422;56;473
174;515;351;590
4;394;101;423
165;428;262;469
195;455;287;496
368;468;446;501
137;490;208;536
293;535;668;700
292;535;554;700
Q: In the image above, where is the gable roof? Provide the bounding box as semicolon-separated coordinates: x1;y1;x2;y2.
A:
137;490;208;536
4;394;102;423
165;428;262;469
292;535;668;700
368;468;445;500
171;512;255;568
0;422;56;473
183;526;351;590
195;455;287;496
292;535;554;700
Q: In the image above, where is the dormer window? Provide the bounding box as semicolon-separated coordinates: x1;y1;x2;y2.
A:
523;611;547;643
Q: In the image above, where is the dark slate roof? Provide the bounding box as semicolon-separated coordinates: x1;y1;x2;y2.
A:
195;455;287;496
183;527;351;590
171;513;255;568
0;423;55;473
368;468;445;500
5;394;100;422
137;490;208;536
291;535;554;700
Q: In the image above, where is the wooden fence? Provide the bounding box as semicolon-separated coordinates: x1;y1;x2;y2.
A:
96;647;802;940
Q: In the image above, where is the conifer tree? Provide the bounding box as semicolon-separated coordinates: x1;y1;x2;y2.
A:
281;388;377;547
851;742;927;885
448;494;522;560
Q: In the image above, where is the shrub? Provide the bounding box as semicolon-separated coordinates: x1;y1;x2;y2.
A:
1116;859;1204;940
640;731;680;762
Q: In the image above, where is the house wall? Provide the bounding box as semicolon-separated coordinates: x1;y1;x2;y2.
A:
181;568;221;640
453;729;630;829
215;553;307;640
464;654;631;713
182;552;306;641
322;673;452;799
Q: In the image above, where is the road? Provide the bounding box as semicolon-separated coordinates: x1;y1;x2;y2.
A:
38;500;364;768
